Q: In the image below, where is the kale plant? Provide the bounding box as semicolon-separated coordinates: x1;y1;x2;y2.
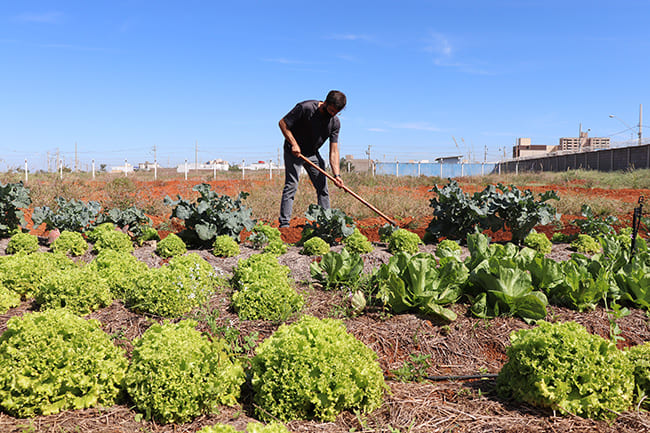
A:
32;197;102;233
0;181;31;236
97;205;153;240
300;204;355;245
165;183;255;246
572;204;619;237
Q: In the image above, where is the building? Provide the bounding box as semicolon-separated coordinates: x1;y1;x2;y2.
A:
558;132;610;152
512;138;554;158
434;155;464;164
342;155;373;172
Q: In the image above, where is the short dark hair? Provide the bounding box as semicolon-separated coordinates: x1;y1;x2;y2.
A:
325;90;346;111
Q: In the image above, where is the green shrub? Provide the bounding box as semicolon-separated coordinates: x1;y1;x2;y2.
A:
0;252;76;298
523;231;552;255
388;229;421;254
31;197;101;233
551;232;576;243
301;236;330;256
155;233;187;258
124;320;245;424
231;253;303;321
251;315;386;422
0;309;127;417
213;235;240;257
198;422;290;433
126;253;220;318
570;234;601;254
34;266;112;315
626;342;650;409
93;229;133;254
85;222;115;243
87;249;149;299
137;226;160;245
342;228;373;254
51;230;88;256
497;321;634;419
0;285;21;314
6;232;39;255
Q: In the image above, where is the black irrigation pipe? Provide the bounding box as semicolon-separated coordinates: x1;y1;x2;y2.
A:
425;373;498;381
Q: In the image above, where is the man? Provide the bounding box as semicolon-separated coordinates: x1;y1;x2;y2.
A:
278;90;346;228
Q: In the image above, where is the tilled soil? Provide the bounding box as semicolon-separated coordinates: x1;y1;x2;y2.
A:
1;237;650;433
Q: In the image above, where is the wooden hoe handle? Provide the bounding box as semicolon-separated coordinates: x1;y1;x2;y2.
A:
298;154;398;227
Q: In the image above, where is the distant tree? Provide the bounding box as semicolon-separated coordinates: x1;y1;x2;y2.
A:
99;164;107;172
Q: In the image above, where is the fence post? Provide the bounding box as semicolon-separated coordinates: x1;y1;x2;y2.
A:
214;163;217;180
269;160;272;180
396;161;399;177
92;159;96;179
125;159;128;177
154;160;158;180
417;161;421;176
242;160;245;180
184;159;188;180
24;159;28;183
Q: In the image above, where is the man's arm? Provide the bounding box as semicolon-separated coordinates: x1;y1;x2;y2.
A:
279;118;301;156
329;142;344;188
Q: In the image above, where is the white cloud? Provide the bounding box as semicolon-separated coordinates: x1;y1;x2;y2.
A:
14;12;64;23
424;32;453;58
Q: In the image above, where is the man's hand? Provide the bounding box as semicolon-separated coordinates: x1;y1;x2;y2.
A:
333;174;344;188
291;143;301;157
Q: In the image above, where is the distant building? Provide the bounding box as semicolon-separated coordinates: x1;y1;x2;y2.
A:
111;163;134;173
434;155;464;164
136;161;161;171
512;138;554;158
342;155;373;172
558;132;610;152
175;159;230;172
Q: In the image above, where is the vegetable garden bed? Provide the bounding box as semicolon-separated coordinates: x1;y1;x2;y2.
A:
0;174;649;432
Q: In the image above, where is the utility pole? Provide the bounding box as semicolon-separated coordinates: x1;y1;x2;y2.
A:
366;144;372;173
639;104;643;146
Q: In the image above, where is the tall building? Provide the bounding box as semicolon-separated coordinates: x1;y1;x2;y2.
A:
558;132;610;151
512;137;553;158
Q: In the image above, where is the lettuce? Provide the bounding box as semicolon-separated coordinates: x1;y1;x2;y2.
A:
497;321;634;419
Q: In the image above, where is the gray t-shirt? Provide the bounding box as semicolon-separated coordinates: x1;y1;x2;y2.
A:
282;100;340;156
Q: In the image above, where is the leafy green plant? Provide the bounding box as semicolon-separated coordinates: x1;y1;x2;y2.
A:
300;204;355;245
482;183;559;245
86;249;149;299
231;253;303;321
32;197;101;233
247;222;282;248
92;229;134;254
155;233;187;258
570;234;601;254
546;260;610;312
263;239;287;256
0;181;31;236
126;253;220;317
165;183;256;246
251;315;386;422
137;226;160;245
213;234;240;257
426;179;488;242
96;205;153;240
572;204;618;237
373;252;466;322
435;239;462;260
523;230;552;255
497;321;634;420
0;285;21;314
34;266;112;315
390;353;431;383
342;228;373;254
6;232;39;254
310;248;364;290
0;252;76;298
51;230;88;256
198;422;290;433
124;320;245;424
0;309;127;417
85;222;116;243
301;236;330;256
626;342;650;409
378;223;399;242
387;229;421;254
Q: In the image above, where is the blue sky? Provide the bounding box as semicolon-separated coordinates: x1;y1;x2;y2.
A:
1;1;649;171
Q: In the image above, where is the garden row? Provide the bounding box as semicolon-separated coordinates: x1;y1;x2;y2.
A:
0;180;649;429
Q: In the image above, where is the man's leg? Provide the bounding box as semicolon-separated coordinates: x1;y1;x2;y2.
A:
279;151;302;227
304;153;330;209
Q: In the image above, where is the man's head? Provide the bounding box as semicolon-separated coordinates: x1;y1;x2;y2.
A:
324;90;346;115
